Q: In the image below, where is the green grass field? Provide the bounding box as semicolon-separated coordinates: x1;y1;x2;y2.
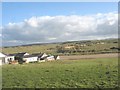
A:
2;57;118;88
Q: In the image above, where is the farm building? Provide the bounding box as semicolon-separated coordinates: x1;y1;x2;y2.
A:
23;53;48;63
46;55;55;61
14;52;29;63
34;53;48;60
5;54;15;63
38;53;48;60
23;55;38;63
54;55;60;60
42;55;60;61
0;52;60;64
0;53;16;65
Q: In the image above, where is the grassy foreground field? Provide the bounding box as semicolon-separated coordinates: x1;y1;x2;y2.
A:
2;57;118;88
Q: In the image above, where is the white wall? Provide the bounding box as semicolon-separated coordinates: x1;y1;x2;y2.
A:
23;57;38;63
38;60;45;62
47;56;55;61
5;56;15;64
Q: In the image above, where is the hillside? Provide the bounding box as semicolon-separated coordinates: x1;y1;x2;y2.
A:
2;38;119;55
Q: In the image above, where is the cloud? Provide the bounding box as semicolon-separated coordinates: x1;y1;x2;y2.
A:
2;12;118;46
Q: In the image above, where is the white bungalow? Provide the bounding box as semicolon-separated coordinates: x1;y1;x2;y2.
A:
5;54;15;63
0;53;16;65
46;55;55;61
23;55;38;63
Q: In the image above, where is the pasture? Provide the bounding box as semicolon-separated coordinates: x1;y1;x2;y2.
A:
2;57;118;88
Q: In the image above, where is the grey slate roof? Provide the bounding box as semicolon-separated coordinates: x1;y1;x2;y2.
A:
23;54;37;58
23;53;46;58
8;52;28;57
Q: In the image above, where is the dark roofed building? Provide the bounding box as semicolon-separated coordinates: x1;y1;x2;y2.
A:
14;52;29;63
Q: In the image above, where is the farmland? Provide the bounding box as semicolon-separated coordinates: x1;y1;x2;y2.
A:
2;57;118;88
2;38;119;55
1;38;119;88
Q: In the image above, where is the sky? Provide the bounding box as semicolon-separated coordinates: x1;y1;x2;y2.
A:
1;2;118;46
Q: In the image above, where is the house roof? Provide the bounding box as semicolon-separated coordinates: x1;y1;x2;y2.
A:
23;53;47;58
32;53;47;58
0;52;6;57
23;54;37;58
38;53;45;58
7;54;16;56
15;52;28;57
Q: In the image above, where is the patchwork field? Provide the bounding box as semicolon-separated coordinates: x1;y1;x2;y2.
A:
2;57;118;88
2;38;119;55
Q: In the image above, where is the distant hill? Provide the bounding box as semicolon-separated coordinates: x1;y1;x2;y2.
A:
2;38;119;55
